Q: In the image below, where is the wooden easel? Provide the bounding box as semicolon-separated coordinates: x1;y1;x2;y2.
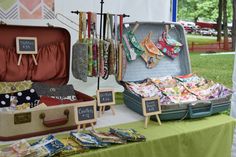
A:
17;54;38;66
96;89;116;117
142;96;162;128
16;37;38;66
144;114;161;129
74;102;97;132
77;123;95;132
99;105;115;117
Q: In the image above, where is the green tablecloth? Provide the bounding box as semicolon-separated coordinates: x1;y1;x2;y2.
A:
68;114;235;157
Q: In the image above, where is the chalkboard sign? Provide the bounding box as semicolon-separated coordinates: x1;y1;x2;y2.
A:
74;102;96;125
97;89;115;106
145;99;159;113
77;106;94;121
16;37;38;54
142;96;161;116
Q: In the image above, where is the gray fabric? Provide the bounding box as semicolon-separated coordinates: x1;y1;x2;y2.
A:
72;41;88;82
32;83;77;101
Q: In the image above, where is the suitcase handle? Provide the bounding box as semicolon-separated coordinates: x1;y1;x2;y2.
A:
39;109;69;127
188;101;213;119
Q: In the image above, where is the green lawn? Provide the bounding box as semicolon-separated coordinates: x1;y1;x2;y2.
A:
187;34;218;44
190;53;234;88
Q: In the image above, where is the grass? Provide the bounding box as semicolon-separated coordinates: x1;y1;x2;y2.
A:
187;34;218;44
190;53;234;88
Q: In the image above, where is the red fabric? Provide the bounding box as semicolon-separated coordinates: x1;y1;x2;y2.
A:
40;96;79;106
31;41;67;82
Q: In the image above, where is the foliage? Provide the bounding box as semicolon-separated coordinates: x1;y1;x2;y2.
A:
178;0;233;22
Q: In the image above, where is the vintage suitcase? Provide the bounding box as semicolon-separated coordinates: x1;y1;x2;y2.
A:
0;24;95;141
121;22;231;121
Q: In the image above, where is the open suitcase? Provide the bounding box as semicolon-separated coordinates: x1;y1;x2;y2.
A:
0;24;95;141
122;22;231;121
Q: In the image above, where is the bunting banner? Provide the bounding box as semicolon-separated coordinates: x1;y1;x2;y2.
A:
0;0;55;19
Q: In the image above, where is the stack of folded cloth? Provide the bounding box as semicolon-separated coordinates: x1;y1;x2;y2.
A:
55;138;86;157
89;130;126;144
110;128;146;142
0;139;37;157
70;131;107;148
31;135;65;157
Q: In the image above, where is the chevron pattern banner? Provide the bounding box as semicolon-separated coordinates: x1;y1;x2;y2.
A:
0;0;55;19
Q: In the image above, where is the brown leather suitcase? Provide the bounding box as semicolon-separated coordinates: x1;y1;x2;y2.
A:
0;24;95;141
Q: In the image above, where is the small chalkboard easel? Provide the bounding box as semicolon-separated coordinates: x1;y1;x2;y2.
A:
74;102;97;131
96;89;115;117
16;37;38;66
142;96;162;128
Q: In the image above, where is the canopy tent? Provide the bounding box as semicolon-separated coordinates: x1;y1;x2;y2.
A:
0;0;174;95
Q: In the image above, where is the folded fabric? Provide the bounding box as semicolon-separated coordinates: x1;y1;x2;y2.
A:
70;131;107;148
89;130;126;144
109;128;146;142
32;83;77;101
31;135;65;157
56;138;86;157
0;88;40;109
0;139;36;157
0;80;32;94
39;96;78;106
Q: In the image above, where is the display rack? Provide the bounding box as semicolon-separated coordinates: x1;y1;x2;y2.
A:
71;0;129;90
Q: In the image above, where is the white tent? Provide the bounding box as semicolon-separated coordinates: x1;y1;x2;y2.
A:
1;0;172;95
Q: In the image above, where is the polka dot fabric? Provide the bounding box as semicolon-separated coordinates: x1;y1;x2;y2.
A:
0;88;40;108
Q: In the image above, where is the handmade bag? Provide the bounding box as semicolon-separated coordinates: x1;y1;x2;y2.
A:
156;31;183;59
0;80;32;94
72;12;88;82
122;26;145;62
140;32;164;69
32;83;77;101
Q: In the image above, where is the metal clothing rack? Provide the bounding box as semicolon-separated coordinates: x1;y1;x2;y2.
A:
71;0;129;90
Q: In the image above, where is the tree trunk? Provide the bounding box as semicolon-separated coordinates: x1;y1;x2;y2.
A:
232;0;236;50
217;0;223;42
223;0;229;50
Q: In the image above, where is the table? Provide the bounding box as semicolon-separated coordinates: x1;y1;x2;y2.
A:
66;114;235;157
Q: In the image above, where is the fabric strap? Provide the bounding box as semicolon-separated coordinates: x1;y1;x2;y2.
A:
87;12;91;39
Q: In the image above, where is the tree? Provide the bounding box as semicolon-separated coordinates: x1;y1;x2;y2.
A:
217;0;222;42
223;0;229;50
178;0;233;22
232;0;236;50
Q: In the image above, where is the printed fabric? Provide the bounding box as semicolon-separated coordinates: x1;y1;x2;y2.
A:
32;83;77;101
156;32;183;59
0;88;40;109
110;128;146;142
125;74;232;105
70;131;107;148
0;80;32;94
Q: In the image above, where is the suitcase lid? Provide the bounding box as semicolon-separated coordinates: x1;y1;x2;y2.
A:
122;22;192;82
0;24;70;85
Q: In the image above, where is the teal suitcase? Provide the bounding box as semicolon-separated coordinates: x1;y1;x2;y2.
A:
121;22;231;121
